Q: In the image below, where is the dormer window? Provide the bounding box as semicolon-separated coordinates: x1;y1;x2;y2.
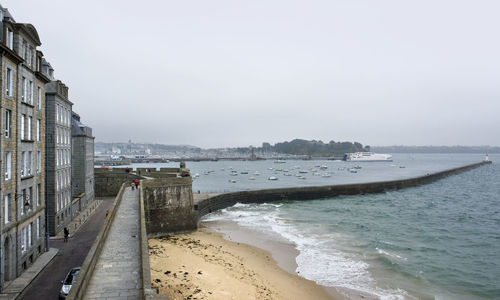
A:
6;28;14;50
22;41;28;61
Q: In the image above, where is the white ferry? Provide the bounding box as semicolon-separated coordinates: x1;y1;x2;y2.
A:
344;152;393;162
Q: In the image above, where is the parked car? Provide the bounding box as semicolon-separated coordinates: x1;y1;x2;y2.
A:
59;267;80;299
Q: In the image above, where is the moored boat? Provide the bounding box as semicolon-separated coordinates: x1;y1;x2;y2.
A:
344;152;392;162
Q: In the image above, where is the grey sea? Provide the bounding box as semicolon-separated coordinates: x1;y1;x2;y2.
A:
117;153;500;299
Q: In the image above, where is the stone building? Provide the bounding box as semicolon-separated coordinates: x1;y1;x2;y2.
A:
0;6;50;288
71;112;94;213
44;61;73;236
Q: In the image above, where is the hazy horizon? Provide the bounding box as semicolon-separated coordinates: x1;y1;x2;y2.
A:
4;0;500;148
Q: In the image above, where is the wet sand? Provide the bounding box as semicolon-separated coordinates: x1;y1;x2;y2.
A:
148;225;340;300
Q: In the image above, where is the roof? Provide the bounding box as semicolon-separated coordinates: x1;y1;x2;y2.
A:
14;23;42;46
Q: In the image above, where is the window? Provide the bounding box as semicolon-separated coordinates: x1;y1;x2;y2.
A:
28;151;32;175
5;151;12;180
22;77;27;101
28;116;32;140
21;227;27;253
21;151;27;176
20;189;26;215
6;68;13;96
37;87;42;109
28;223;32;247
28;187;33;211
36;119;41;141
22;42;28;60
4;194;10;224
37;184;41;206
6;28;13;49
21;115;26;140
37;151;41;173
29;81;34;104
5;109;11;138
37;217;41;238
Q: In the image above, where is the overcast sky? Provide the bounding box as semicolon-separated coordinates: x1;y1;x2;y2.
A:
4;0;499;148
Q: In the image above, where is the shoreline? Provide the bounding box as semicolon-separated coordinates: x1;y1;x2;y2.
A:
202;219;377;300
149;225;340;300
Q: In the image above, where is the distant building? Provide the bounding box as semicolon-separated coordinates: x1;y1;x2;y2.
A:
44;61;73;236
0;5;50;287
71;113;94;211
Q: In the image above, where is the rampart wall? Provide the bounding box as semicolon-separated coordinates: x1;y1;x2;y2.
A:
142;177;196;236
94;168;144;197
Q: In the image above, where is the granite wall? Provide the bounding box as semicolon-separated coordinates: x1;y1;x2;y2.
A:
142;177;196;235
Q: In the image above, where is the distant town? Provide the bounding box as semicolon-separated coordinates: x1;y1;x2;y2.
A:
95;140;500;165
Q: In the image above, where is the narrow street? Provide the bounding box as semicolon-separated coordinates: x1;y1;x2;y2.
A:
18;198;115;300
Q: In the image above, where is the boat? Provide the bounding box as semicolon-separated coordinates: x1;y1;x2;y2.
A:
320;165;328;170
268;176;278;181
249;176;255;180
274;160;286;164
344;152;392;162
321;173;331;177
254;171;260;175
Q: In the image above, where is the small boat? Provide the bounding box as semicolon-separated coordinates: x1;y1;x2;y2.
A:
228;179;237;183
344;152;392;162
193;173;200;179
268;176;278;181
254;171;260;175
241;171;249;174
299;170;308;174
249;176;255;180
298;176;306;180
274;160;286;164
348;168;358;173
320;165;328;170
321;173;331;177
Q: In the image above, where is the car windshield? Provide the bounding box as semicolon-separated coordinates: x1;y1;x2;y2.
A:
64;268;80;285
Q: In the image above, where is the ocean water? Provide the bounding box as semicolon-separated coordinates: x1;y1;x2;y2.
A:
116;153;499;299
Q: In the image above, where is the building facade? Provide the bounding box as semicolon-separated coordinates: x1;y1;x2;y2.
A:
71;113;94;215
44;62;73;236
0;6;49;287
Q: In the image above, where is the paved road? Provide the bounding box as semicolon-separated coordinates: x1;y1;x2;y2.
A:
83;188;141;299
18;198;115;300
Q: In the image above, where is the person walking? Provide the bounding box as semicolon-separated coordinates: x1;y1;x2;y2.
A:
134;179;139;190
64;227;69;242
131;181;135;190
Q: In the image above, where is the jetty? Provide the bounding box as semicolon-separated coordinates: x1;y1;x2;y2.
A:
65;160;491;299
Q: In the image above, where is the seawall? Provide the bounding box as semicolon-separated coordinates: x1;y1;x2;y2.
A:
196;160;492;220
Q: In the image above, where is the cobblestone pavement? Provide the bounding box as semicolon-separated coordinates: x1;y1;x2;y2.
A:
84;188;141;299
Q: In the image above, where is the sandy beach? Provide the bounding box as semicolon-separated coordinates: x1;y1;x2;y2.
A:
148;226;339;300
